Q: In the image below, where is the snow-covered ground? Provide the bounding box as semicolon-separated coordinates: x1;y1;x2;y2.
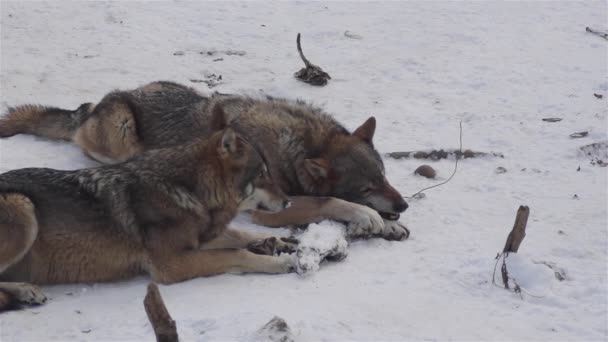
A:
1;1;607;340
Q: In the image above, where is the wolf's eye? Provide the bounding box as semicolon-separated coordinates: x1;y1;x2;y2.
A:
361;187;373;195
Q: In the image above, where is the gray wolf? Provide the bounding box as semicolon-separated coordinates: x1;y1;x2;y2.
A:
0;107;296;311
0;81;410;240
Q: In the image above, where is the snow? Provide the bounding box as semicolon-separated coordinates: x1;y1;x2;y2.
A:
1;1;607;341
296;222;348;275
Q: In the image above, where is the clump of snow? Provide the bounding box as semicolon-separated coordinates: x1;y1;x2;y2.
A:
253;316;295;342
295;221;348;275
494;253;556;297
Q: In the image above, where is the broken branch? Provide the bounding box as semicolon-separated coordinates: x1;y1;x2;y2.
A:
503;205;530;253
387;149;504;160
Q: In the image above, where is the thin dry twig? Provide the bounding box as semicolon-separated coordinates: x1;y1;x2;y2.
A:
586;27;608;40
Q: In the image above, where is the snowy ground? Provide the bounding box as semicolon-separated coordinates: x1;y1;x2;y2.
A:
1;1;607;341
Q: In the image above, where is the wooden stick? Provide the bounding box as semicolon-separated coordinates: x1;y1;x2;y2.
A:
144;283;178;342
502;205;530;253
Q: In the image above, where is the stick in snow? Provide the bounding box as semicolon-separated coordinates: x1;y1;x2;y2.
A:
294;33;331;86
144;283;178;342
585;27;608;40
502;205;529;253
494;205;529;289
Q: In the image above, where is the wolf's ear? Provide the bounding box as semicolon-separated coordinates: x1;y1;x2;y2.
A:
219;128;238;155
352;116;376;143
304;158;329;180
210;104;227;131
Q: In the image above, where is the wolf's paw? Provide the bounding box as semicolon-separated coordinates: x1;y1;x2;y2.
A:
11;283;47;306
276;253;298;274
345;205;384;239
247;236;298;256
378;219;410;241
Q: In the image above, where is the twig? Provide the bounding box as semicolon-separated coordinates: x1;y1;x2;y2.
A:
296;33;312;68
586;27;608;40
144;283;178;342
501;253;510;289
404;121;462;199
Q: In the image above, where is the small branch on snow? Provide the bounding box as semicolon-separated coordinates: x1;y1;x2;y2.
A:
294;33;331;86
144;283;178;342
387;149;504;160
585;27;608;40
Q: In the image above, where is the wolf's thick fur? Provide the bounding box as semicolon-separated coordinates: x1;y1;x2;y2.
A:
0;81;410;240
0;118;295;311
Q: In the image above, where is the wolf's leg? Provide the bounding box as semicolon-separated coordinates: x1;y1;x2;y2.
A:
148;249;295;284
73;92;143;164
200;228;297;255
251;196;387;239
0;193;47;310
0;282;47;306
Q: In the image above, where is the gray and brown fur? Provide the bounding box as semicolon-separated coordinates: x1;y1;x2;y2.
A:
0;111;294;311
0;81;409;240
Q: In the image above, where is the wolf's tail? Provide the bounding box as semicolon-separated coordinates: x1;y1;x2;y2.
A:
0;103;94;141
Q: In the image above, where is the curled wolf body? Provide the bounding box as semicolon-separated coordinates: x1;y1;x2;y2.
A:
0;81;409;240
0;119;295;310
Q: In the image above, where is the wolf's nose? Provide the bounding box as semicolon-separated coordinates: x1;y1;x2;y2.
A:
393;199;408;213
283;200;291;209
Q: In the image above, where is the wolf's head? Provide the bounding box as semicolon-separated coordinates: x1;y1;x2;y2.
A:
303;117;408;219
210;105;290;213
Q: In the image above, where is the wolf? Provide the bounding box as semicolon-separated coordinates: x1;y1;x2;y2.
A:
0;107;298;311
0;81;410;240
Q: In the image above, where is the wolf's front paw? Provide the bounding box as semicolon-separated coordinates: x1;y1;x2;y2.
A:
378;219;410;241
12;283;47;306
277;253;297;274
247;236;298;256
345;205;384;239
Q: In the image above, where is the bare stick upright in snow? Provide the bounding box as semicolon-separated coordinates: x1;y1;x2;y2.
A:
502;205;530;253
294;33;331;86
144;283;178;342
585;27;608;40
496;205;529;290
